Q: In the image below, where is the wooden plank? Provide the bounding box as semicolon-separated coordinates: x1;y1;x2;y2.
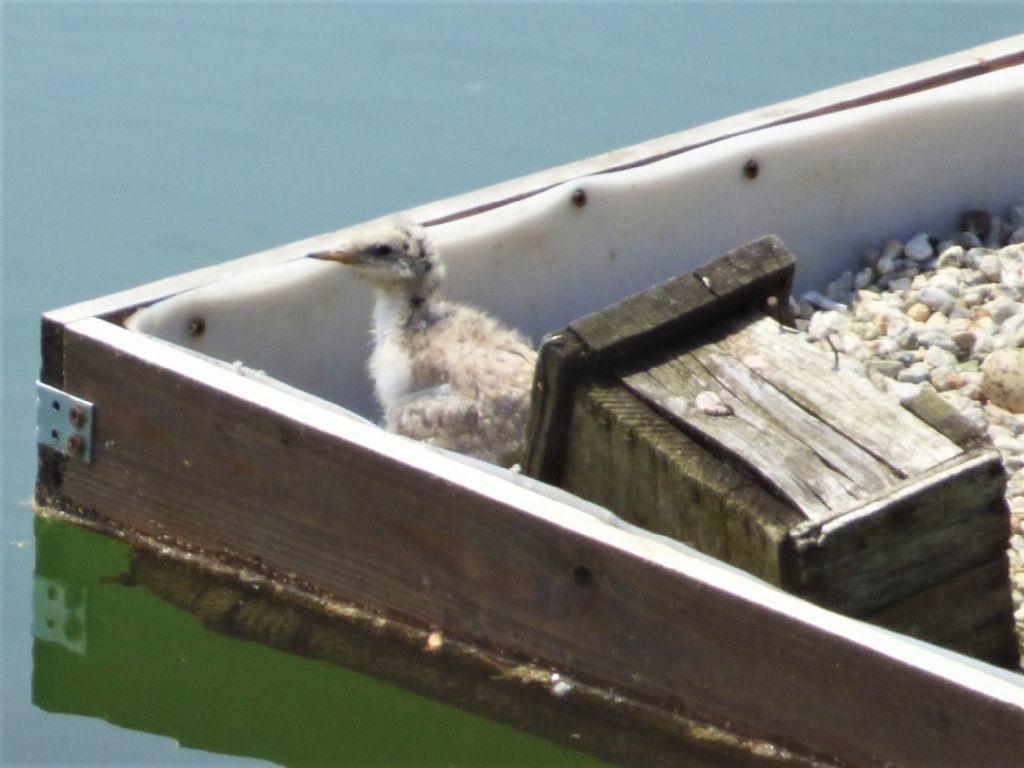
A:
40;316;1024;768
864;554;1019;667
720;314;962;475
786;450;1011;615
568;236;795;360
622;358;847;520
64;532;813;768
688;343;896;495
560;384;798;584
522;329;592;482
618;310;964;519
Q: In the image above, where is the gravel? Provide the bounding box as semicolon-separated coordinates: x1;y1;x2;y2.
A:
794;204;1024;667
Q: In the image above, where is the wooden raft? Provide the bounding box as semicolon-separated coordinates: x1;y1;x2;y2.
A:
524;236;1018;667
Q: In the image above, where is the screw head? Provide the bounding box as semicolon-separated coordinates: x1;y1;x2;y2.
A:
69;405;86;428
570;188;587;208
66;433;84;456
743;159;760;179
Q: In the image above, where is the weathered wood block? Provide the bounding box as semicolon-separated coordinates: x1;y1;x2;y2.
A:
524;236;1019;667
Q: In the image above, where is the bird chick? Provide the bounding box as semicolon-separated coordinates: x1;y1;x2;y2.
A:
308;221;537;467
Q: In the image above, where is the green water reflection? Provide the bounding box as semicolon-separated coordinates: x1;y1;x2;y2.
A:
32;516;609;767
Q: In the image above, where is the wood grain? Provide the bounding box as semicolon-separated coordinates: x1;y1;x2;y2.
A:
525;236;796;485
718;314;961;474
786;450;1010;614
560;384;798;584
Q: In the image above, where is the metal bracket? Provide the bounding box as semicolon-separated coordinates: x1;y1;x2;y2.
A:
36;382;95;463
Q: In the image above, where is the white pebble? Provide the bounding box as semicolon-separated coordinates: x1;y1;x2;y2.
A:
927;272;960;296
993;435;1024;455
979;253;1003;283
984;298;1023;324
914;286;955;315
807;309;845;340
924;346;957;369
898;362;931;384
936;246;965;269
1001;313;1024;340
981;347;1024;413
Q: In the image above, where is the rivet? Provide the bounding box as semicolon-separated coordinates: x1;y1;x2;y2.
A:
187;317;206;338
69;405;86;428
570;188;587;208
66;433;84;456
743;159;760;179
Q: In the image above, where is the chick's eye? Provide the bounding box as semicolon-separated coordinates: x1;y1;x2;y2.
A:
370;244;393;258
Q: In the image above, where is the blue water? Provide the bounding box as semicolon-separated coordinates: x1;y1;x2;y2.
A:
3;2;1021;765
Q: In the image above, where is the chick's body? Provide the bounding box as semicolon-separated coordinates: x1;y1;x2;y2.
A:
310;222;536;467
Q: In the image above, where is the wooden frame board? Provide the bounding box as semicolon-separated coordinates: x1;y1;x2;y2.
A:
36;317;1024;767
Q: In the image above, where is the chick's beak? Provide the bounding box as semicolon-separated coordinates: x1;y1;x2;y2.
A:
307;245;360;264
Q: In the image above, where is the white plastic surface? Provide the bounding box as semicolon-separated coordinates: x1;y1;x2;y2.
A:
128;65;1024;419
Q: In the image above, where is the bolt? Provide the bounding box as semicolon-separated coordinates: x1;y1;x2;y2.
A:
66;433;84;456
69;405;86;428
570;188;587;208
743;159;760;179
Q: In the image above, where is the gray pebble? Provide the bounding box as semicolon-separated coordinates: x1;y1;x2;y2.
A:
875;253;896;275
956;231;984;249
866;359;904;379
916;330;958;353
854;267;874;290
905;232;934;262
951;330;976;356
